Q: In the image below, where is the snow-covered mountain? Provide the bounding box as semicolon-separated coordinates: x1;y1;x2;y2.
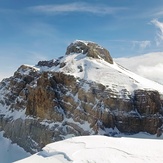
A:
14;135;163;163
0;40;163;154
38;41;163;94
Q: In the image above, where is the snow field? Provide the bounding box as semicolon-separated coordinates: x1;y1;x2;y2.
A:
14;135;163;163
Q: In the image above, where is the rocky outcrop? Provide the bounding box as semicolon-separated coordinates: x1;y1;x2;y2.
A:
134;90;161;115
66;40;113;64
37;59;56;67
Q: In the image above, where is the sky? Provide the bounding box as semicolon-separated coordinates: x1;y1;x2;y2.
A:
1;0;163;81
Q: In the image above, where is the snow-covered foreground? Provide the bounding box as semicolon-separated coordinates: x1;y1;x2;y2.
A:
14;135;163;163
0;132;30;163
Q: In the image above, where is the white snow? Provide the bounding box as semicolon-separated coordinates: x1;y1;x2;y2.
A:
0;104;27;120
14;135;163;163
36;53;163;94
5;51;162;95
73;40;92;45
0;131;30;163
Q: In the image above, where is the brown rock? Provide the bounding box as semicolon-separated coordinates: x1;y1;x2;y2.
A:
134;90;161;115
66;40;113;64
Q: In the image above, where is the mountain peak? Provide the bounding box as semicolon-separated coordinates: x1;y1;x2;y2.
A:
66;40;113;64
1;40;163;155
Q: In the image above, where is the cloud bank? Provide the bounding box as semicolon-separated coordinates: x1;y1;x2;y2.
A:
115;52;163;85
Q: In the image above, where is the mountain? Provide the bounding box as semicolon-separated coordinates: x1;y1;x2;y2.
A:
0;40;163;153
14;135;163;163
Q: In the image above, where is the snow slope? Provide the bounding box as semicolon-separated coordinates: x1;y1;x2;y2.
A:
0;131;30;163
36;52;163;94
14;135;163;163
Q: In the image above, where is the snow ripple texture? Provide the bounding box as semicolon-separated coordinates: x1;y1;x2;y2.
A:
14;135;163;163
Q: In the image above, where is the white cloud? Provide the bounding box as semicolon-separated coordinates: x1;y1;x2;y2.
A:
29;2;126;15
137;63;163;84
139;41;151;49
132;40;151;49
151;19;163;46
115;52;163;85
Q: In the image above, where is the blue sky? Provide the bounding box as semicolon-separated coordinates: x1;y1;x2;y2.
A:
1;0;163;80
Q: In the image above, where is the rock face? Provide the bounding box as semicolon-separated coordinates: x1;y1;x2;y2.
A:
66;40;113;64
37;59;56;68
134;90;161;115
0;40;163;153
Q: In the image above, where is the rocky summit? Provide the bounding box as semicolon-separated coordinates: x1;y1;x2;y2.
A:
66;40;113;64
0;40;163;153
